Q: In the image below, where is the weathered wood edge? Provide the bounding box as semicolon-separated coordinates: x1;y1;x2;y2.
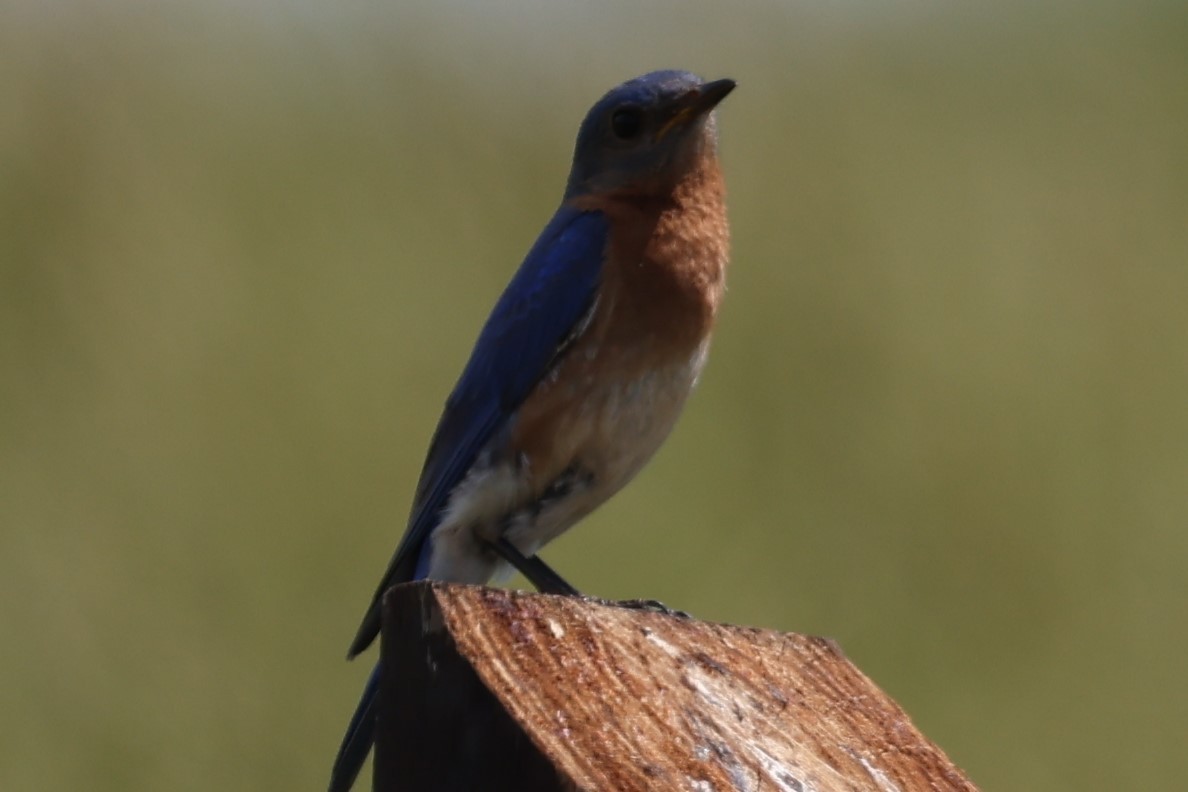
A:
374;581;978;792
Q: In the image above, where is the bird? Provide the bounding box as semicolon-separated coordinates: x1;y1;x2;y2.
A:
328;69;735;792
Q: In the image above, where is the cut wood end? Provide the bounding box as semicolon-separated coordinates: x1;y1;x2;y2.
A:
375;582;978;792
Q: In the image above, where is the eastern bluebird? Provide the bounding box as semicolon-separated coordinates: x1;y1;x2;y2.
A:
328;69;734;792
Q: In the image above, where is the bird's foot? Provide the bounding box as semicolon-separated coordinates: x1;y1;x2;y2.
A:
600;598;692;619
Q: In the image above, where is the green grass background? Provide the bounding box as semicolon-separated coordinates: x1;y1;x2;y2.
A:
2;0;1186;789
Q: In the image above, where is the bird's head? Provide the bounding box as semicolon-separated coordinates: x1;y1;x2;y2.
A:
565;70;735;200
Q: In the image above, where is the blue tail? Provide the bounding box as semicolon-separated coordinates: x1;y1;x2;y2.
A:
328;662;380;792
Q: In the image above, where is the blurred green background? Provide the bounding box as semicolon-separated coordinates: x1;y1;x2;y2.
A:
2;0;1186;789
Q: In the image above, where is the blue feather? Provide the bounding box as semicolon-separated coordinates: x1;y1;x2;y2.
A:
328;663;380;792
325;206;608;792
328;206;607;792
346;204;608;658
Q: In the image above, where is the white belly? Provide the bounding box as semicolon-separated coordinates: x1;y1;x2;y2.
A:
425;339;710;584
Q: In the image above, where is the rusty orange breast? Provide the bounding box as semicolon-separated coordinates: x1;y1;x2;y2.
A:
508;155;730;497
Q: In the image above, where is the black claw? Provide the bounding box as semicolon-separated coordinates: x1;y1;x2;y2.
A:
605;598;692;619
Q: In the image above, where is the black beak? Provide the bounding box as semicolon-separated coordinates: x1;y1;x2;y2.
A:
692;78;737;113
656;78;736;141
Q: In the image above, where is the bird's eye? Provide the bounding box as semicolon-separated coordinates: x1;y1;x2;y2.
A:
610;106;645;140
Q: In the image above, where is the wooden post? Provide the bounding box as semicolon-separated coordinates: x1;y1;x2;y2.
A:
374;582;977;792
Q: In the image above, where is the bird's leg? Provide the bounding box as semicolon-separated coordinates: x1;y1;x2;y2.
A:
485;538;689;617
486;537;581;597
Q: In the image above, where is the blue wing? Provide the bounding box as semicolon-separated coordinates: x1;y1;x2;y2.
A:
329;207;607;791
346;204;609;658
